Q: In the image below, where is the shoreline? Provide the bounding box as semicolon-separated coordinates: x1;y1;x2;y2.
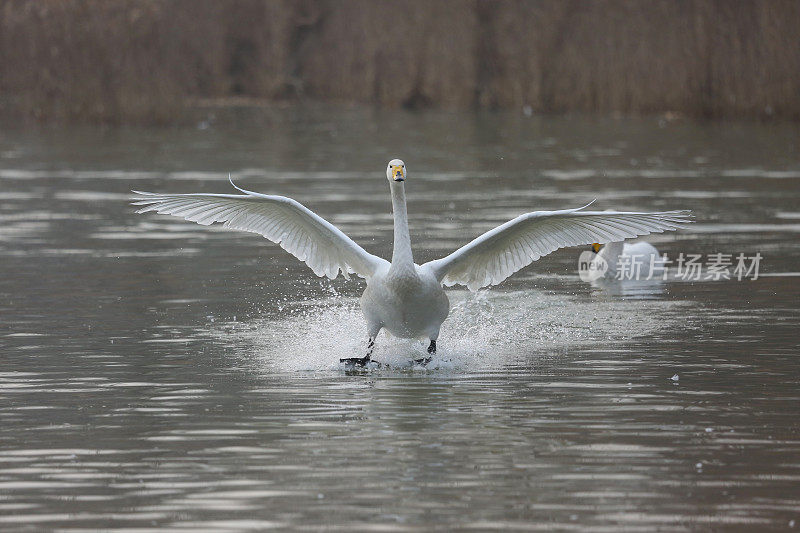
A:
1;1;798;125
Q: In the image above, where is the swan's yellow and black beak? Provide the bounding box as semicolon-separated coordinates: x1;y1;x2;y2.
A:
391;165;405;182
591;243;602;254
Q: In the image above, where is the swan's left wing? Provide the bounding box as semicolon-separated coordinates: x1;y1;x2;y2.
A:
423;205;691;290
132;180;387;280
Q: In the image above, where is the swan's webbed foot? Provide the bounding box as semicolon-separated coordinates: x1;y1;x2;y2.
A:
413;340;436;366
341;354;371;367
341;337;375;367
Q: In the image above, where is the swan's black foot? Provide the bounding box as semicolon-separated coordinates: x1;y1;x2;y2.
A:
413;340;436;366
340;354;371;367
341;337;376;367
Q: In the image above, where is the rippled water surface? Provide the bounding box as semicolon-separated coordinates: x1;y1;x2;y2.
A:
1;108;799;530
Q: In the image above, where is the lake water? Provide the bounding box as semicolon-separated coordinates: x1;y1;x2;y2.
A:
1;106;799;530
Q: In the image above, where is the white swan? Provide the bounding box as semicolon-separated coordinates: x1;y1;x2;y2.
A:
133;159;690;366
588;241;665;280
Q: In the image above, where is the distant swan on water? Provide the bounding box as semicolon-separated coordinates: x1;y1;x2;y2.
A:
587;241;665;281
133;159;691;367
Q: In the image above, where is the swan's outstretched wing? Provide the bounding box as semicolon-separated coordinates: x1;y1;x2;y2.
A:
132;179;387;280
423;205;691;290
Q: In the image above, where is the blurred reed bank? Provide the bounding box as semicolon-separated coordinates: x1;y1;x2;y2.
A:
1;0;799;124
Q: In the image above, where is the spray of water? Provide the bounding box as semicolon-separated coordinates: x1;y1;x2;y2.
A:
216;288;688;373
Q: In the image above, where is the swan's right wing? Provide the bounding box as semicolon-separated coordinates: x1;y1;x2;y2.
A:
132;182;387;280
423;205;691;290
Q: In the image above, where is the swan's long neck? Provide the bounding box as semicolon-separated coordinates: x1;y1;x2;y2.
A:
389;182;415;275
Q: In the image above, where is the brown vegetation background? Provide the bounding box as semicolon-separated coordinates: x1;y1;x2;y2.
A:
1;0;799;123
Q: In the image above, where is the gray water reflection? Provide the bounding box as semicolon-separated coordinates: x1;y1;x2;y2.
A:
1;107;799;530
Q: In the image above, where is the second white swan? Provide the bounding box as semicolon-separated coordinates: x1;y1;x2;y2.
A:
133;159;690;366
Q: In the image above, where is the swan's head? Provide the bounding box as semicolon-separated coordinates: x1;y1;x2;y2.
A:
386;159;406;182
591;243;602;254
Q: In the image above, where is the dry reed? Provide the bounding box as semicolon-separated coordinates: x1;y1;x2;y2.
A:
1;0;798;123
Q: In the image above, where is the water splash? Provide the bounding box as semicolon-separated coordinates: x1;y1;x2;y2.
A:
218;289;688;373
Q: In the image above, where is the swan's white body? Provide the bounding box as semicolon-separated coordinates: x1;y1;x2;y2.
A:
591;241;663;280
133;160;690;357
361;263;449;340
